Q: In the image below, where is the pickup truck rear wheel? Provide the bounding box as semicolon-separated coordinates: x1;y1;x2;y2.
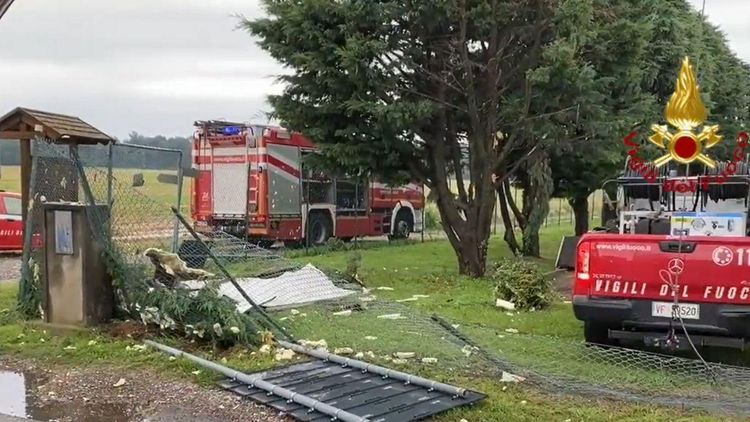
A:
584;322;617;345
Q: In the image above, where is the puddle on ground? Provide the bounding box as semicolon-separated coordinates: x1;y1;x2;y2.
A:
0;370;130;421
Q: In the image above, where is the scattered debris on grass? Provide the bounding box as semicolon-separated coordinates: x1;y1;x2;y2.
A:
274;348;295;361
334;347;354;355
495;298;516;311
113;378;126;387
505;328;519;334
500;372;526;383
376;287;394;291
364;336;377;341
299;339;328;350
259;344;272;355
421;357;438;364
394;352;416;359
377;313;404;320
333;309;352;316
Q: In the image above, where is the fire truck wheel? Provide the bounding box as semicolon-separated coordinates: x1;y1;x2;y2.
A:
583;321;617;346
389;209;413;240
307;212;332;246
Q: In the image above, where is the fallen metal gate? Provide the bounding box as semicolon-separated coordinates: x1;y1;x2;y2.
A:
218;360;485;421
146;340;485;422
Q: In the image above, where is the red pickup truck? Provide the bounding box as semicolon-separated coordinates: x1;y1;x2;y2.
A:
574;233;750;349
573;162;750;350
0;191;23;251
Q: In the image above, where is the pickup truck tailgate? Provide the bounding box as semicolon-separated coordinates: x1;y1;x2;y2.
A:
577;234;750;305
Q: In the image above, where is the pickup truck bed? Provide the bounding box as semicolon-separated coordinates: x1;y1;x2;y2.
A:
573;233;750;348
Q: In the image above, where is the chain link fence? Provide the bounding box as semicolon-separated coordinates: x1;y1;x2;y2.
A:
16;139;750;418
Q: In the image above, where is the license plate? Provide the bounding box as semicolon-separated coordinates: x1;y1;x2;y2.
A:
651;302;700;320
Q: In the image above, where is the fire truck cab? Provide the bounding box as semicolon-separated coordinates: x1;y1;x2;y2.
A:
191;121;424;246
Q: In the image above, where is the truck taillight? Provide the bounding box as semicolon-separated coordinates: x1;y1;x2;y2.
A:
574;241;591;296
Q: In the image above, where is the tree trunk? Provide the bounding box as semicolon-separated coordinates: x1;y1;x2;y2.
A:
504;179;526;230
432;181;494;278
570;195;589;236
436;206;492;277
456;233;488;277
497;183;520;255
520;156;553;257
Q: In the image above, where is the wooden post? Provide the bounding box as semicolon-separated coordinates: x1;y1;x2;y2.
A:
20;132;32;241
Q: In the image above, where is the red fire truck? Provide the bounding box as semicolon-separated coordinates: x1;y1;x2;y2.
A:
190;121;424;246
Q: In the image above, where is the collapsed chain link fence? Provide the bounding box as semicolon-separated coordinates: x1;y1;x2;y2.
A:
17;139;750;417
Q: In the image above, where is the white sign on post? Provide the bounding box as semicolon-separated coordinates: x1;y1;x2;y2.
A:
54;211;74;255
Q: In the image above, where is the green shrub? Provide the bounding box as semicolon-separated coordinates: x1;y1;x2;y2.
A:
424;207;441;230
325;237;347;252
345;252;362;279
491;259;552;311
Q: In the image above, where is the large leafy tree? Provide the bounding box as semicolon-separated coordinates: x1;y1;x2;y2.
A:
246;0;592;276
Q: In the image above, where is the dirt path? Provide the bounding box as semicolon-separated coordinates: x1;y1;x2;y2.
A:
551;270;574;297
0;357;287;422
0;256;21;282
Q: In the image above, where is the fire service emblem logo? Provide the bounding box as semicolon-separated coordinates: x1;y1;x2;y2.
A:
712;246;733;267
648;57;722;168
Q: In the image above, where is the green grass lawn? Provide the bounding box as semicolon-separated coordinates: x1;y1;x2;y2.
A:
0;225;738;421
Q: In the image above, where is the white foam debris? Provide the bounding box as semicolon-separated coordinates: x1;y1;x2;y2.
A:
461;345;477;357
364;336;378;341
377;313;404;320
421;357;438;364
299;339;328;350
334;347;354;355
500;372;526;383
393;352;416;359
333;310;352;316
259;344;273;355
505;328;519;334
396;297;418;303
274;349;296;361
495;299;516;311
392;358;408;365
376;287;394;291
354;352;364;359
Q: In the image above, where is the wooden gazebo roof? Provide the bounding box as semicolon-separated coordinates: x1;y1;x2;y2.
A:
0;107;113;144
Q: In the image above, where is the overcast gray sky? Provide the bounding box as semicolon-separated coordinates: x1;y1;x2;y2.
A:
0;0;747;139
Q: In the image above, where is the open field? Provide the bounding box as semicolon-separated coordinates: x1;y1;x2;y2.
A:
0;165;189;212
1;224;743;421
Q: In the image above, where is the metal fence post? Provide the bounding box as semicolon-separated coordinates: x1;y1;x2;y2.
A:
172;152;184;253
304;175;310;255
421;183;425;243
354;177;359;249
